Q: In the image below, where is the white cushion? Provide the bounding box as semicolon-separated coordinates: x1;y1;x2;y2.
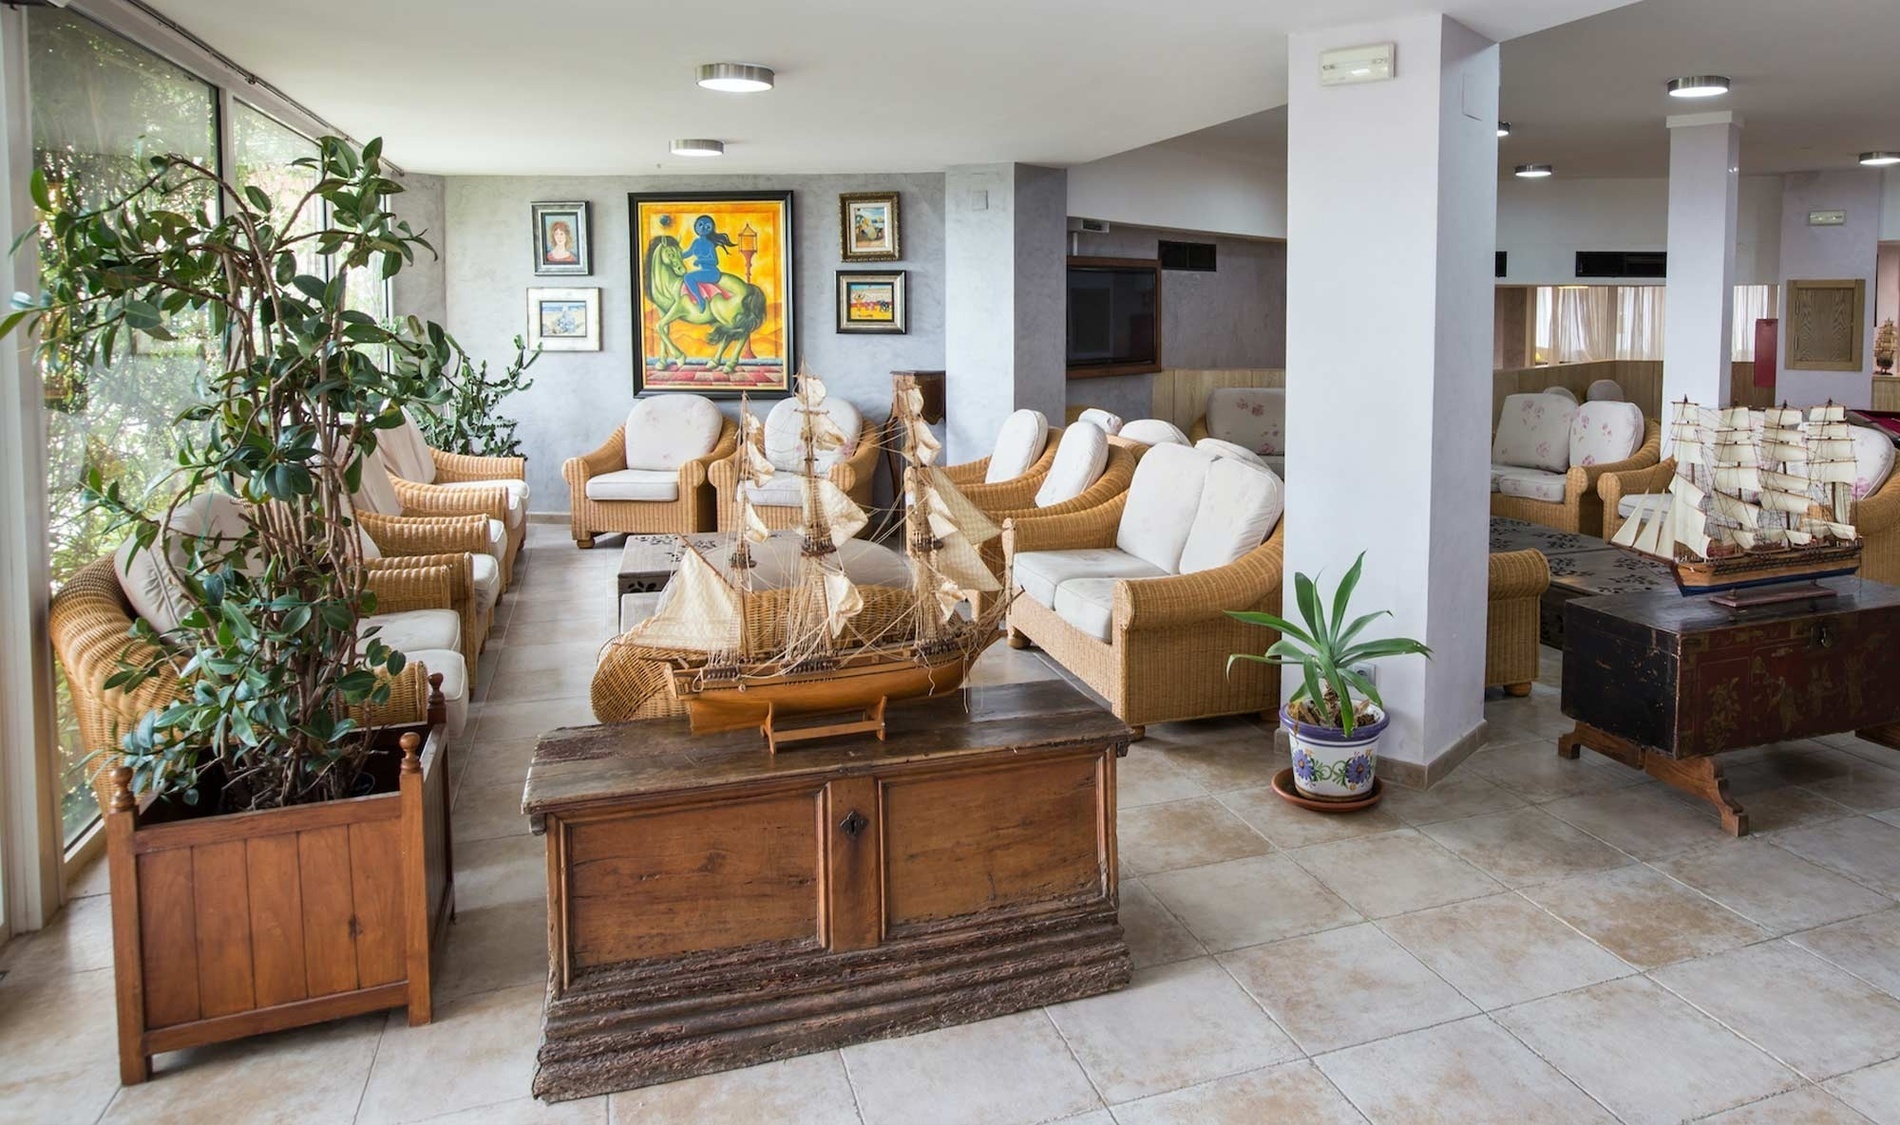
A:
1076;408;1123;436
743;475;807;508
1115;443;1217;574
486;519;507;560
1850;425;1896;501
619;592;663;634
1052;578;1118;641
1034;423;1109;507
1491;464;1568;504
1569;401;1645;469
381;410;438;484
984;410;1050;484
1544;385;1578;404
1617;493;1671;520
359;608;461;657
470;553;501;612
354;451;404;516
586;467;680;503
764;395;862;473
1194;437;1268;470
1012;548;1166;609
404;648;467;737
1178;459;1285;574
1586;379;1624;402
1118;418;1191;448
1263;454;1286;478
439;477;530;510
1206;387;1286;455
1493;393;1576;473
114;492;250;636
624;395;724;472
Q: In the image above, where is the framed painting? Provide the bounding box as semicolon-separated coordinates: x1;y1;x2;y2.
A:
839;191;899;262
836;270;906;334
532;201;590;276
526;287;600;352
630;190;795;396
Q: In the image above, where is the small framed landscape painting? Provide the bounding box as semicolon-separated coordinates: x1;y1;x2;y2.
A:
839;191;899;262
836;270;906;334
526;287;600;351
532;201;590;275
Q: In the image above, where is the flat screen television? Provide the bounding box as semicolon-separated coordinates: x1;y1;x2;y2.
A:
1066;257;1160;376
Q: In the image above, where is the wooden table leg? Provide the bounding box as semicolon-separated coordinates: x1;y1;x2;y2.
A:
1558;722;1748;837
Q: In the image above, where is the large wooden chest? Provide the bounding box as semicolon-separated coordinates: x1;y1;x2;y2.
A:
521;679;1132;1100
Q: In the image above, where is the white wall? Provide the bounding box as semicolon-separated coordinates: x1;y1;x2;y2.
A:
1496;175;1782;285
1777;169;1883;408
1884;168;1900;240
1067;142;1286;241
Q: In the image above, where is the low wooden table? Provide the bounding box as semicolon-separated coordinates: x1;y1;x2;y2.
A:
1490;517;1671;647
616;532;730;595
521;679;1133;1100
1560;578;1900;835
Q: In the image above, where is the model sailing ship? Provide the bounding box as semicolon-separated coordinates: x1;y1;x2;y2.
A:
630;371;1007;750
1612;399;1862;604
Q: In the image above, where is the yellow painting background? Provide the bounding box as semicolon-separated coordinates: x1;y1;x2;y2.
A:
635;197;790;391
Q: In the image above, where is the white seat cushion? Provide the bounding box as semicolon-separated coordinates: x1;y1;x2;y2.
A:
1491;464;1569;503
1569;401;1645;468
619;592;663;633
1052;577;1119;641
586;467;680;503
487;519;507;560
1195;437;1269;470
1012;548;1167;609
1493;393;1577;473
1544;385;1578;404
624;395;724;471
1850;425;1896;500
1118;418;1191;448
470;553;501;612
1034;423;1109;507
439;477;531;512
1115;443;1217;574
1586;379;1625;402
1206;387;1286;455
358;608;462;657
985;409;1050;484
765;395;862;473
1616;493;1670;520
381;410;439;484
404;648;468;737
743;474;808;508
1178;459;1284;574
1076;408;1123;435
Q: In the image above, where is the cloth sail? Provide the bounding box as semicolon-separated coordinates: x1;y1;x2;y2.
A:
624;545;740;652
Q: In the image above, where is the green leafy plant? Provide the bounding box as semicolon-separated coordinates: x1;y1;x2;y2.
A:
1226;552;1431;736
410;332;539;457
5;136;452;811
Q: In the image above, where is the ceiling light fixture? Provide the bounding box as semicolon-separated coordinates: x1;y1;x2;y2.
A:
1667;75;1730;99
695;63;775;93
1497;122;1512;138
670;138;726;158
1860;151;1900;167
1514;163;1553;179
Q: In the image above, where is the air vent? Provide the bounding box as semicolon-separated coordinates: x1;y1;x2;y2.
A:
1575;250;1666;279
1495;251;1507;279
1158;240;1217;272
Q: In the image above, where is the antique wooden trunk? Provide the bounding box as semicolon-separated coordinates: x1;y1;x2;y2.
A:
1562;579;1900;758
522;679;1132;1100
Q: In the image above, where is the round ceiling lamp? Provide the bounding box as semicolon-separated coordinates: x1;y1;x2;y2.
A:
1667;75;1730;99
1514;163;1554;179
670;138;726;158
1497;122;1512;138
695;63;775;93
1860;151;1900;167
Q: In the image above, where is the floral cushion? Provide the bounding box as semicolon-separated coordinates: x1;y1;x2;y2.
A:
1544;385;1578;404
1850;425;1896;501
1568;401;1644;469
1490;464;1567;504
1206;387;1286;455
1492;393;1576;473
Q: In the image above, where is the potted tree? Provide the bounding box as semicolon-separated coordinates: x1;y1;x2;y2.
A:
10;137;459;1083
1228;553;1431;800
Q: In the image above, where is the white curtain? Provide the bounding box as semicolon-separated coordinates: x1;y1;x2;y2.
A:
1614;286;1665;360
1534;284;1666;364
1732;284;1777;361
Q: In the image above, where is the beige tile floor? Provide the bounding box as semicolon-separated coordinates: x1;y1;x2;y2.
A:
6;523;1900;1123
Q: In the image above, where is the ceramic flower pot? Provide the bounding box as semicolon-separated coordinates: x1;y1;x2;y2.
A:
1281;703;1387;800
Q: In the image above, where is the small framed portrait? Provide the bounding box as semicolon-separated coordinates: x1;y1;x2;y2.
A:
526;287;601;351
532;201;591;275
836;270;906;334
839;191;899;262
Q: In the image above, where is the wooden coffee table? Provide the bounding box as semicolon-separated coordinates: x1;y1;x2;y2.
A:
615;532;732;595
1490;517;1670;647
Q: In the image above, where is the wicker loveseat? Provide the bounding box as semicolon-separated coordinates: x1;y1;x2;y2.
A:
563;395;738;545
1490;393;1661;536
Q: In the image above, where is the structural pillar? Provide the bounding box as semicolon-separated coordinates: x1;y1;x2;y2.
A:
1283;15;1498;773
943;163;1067;461
1663;112;1743;410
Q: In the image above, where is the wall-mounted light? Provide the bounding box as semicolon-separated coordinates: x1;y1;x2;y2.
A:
670;138;726;158
695;63;775;93
1514;163;1554;179
1497;122;1512;138
1667;75;1730;99
1860;151;1900;167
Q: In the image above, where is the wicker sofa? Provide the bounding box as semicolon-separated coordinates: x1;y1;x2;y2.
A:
377;409;529;587
1490;393;1661;536
709;395;880;534
563;395;738;545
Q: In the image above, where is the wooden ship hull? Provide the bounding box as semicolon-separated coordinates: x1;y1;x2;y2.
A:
1672;540;1862;596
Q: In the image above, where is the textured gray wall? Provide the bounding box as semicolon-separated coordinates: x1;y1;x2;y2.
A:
390;172;447;327
442;173;946;511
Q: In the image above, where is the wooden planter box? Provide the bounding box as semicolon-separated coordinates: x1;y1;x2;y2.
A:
105;723;455;1084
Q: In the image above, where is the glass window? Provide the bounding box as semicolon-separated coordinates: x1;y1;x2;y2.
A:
231;100;323;278
27;8;218;846
1733;285;1778;362
1532;285;1665;365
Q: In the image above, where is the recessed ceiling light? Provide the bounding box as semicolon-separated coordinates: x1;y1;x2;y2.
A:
1667;75;1730;99
670;138;725;158
1514;163;1554;178
1497;122;1512;138
695;63;775;93
1860;151;1900;167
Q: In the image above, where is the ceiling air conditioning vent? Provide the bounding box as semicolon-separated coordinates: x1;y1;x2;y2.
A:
1575;250;1666;279
1067;217;1110;234
1158;240;1217;272
1495;251;1507;279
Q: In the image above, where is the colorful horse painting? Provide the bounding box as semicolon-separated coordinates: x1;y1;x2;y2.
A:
642;234;768;374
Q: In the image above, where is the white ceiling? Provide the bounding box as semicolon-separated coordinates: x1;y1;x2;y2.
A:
146;0;1632;177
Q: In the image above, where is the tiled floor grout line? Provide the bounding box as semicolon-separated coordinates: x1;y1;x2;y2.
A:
832;1046;871;1125
348;1012;389;1125
1035;1005;1112;1119
1479;1008;1642;1125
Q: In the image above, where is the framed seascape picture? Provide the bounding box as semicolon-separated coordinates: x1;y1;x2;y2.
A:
839;191;899;262
532;201;590;276
526;287;600;351
630;190;795;396
836;270;906;334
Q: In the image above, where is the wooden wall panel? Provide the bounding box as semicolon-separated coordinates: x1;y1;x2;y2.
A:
1148;368;1284;431
1874;378;1900;412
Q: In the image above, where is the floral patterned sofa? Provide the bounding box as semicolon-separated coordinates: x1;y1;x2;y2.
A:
1490;392;1659;536
1190;387;1285;478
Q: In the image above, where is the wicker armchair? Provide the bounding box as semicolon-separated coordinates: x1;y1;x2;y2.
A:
940;426;1062;491
1486;549;1550;696
1595;458;1678;539
1491;419;1661;536
50;557;444;811
378;411;529;587
359;511;492;665
563;419;738;545
710;420;881;533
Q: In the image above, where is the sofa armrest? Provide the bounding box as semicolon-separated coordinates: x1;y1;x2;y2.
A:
432;447;527;484
1003;495;1126;557
1188;416;1209;443
829;421;884;495
1855;469;1900;535
363;560;458;616
1114;527;1284;632
563;425;629;495
680;419;740;491
391;477;509;524
1489;548;1551;600
360;511;490;557
941;457;993;487
1595;457;1677;536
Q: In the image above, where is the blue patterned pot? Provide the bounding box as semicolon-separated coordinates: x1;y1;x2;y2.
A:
1281;704;1387;800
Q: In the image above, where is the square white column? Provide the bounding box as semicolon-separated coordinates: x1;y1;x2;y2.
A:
1663;112;1743;410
